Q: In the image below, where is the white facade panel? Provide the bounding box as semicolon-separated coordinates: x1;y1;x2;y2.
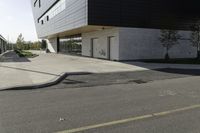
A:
82;28;120;60
31;0;88;38
109;36;118;60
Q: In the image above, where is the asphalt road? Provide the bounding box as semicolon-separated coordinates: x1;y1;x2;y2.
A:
0;68;200;133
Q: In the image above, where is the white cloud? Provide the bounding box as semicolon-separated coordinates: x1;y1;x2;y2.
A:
0;2;5;8
6;16;14;21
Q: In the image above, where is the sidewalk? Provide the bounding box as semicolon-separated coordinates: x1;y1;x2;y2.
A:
1;51;200;90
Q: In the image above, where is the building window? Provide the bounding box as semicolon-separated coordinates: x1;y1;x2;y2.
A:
47;16;49;21
39;0;41;7
34;0;37;7
38;0;65;25
59;35;82;55
41;20;44;25
34;0;41;8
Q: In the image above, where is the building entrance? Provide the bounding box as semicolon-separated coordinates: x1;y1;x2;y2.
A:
59;34;82;55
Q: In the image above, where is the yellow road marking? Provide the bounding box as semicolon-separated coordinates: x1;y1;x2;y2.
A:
57;104;200;133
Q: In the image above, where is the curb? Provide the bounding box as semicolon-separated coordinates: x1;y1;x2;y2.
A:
1;67;200;91
0;72;92;91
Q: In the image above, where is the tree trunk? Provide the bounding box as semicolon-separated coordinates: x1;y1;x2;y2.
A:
197;46;200;59
197;31;200;60
165;53;169;61
165;45;170;60
197;51;200;59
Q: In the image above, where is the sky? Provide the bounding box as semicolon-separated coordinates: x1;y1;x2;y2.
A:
0;0;38;43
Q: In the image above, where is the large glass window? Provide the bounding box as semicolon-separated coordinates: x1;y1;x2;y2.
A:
59;35;82;55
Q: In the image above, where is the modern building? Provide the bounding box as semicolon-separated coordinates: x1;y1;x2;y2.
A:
0;35;7;54
31;0;200;60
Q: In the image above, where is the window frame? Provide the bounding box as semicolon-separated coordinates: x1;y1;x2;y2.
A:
34;0;41;8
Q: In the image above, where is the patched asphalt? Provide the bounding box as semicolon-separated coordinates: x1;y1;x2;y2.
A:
49;68;200;89
1;69;200;133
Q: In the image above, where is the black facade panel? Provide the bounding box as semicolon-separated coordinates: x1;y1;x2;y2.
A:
88;1;121;26
88;0;200;30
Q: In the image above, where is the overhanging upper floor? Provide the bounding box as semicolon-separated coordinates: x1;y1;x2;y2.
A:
31;0;200;38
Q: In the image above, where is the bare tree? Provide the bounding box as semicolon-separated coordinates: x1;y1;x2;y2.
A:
159;30;181;60
190;22;200;59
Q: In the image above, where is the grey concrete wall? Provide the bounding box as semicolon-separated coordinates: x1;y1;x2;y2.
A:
31;0;88;38
82;28;119;60
82;27;197;61
118;28;197;60
47;38;58;53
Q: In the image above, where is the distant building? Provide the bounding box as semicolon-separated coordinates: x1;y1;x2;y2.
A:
31;0;200;60
0;35;7;54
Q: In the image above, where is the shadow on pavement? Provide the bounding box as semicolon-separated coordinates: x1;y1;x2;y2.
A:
63;79;86;85
52;68;200;90
121;61;200;75
155;68;200;76
1;68;200;91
